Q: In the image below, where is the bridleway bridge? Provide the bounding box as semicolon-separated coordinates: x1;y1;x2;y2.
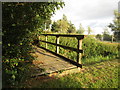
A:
31;34;85;77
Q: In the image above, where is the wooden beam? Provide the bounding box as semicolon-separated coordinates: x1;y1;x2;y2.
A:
41;34;85;39
77;39;83;64
39;40;83;53
56;36;59;54
39;34;85;68
38;36;40;46
45;35;47;49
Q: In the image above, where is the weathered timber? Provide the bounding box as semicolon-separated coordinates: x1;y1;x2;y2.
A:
39;34;85;68
45;35;47;49
77;39;83;64
38;46;82;68
39;40;83;53
56;36;59;54
41;34;85;39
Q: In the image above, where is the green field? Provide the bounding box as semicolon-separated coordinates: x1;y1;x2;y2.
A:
20;59;119;88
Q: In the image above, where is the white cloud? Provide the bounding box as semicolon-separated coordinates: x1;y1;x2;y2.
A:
51;0;119;34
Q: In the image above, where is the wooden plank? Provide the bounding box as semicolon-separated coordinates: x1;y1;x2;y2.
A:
38;36;40;46
38;46;82;68
39;40;83;53
77;39;82;64
56;36;59;54
45;36;47;49
39;34;85;68
41;34;85;39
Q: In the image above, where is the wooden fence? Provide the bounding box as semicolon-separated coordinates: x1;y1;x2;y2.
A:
39;34;85;68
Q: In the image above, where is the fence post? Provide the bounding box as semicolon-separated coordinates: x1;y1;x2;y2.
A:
45;35;48;49
56;36;59;54
38;35;40;46
77;38;83;64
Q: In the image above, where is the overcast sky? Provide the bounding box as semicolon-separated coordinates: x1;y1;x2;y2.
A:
51;0;119;35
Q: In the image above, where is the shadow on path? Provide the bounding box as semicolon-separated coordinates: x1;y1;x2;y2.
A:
36;50;61;60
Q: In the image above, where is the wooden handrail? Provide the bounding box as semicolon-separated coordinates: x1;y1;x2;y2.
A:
39;40;83;53
39;34;85;68
41;34;84;39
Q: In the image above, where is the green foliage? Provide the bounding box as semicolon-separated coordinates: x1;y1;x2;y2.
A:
20;59;119;88
52;19;69;33
51;21;60;32
103;34;112;41
96;34;103;40
108;10;120;41
87;26;93;35
2;57;25;86
102;28;112;41
82;36;118;59
51;14;69;33
108;10;120;32
51;14;76;33
39;35;119;64
67;21;76;33
76;24;85;34
2;2;64;87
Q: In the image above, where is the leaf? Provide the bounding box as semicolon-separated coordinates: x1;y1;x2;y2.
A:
8;44;10;46
20;43;22;45
12;75;16;80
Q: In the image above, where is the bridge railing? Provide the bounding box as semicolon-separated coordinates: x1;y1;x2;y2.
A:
39;34;85;68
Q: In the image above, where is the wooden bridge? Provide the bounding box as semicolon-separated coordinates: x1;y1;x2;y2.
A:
32;34;85;77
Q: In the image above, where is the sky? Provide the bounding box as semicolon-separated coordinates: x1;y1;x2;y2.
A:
51;0;119;35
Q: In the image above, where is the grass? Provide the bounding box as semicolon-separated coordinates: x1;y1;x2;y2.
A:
19;59;119;88
82;55;117;65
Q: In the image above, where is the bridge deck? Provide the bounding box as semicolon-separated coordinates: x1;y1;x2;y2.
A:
31;46;77;77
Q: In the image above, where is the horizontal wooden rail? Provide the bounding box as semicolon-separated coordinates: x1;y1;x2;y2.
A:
41;34;85;39
39;40;83;53
39;34;85;68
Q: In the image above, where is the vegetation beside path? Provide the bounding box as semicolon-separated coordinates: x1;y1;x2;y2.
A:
19;59;119;88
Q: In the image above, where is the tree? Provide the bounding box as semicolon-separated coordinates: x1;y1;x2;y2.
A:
51;21;59;32
77;24;85;34
87;26;93;35
51;14;77;33
96;34;103;41
57;19;69;33
108;10;120;41
44;19;52;30
67;21;76;33
2;2;64;86
102;28;111;41
51;14;69;33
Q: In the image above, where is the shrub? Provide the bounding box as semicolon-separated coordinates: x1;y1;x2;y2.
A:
2;2;64;87
82;36;118;58
39;35;119;63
